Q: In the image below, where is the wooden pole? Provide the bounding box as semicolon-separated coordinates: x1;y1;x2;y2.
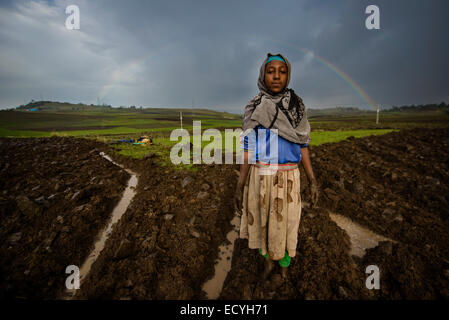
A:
376;104;380;124
180;111;183;129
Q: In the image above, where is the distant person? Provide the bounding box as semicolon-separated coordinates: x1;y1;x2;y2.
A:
234;53;319;280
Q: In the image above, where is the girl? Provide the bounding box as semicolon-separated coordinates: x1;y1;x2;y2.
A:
235;53;319;280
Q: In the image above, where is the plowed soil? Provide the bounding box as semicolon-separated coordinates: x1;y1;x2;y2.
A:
1;127;449;299
0;137;129;299
222;127;449;299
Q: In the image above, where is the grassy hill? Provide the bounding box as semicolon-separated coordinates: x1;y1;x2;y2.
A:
1;100;448;138
16;101;114;112
2;101;242;137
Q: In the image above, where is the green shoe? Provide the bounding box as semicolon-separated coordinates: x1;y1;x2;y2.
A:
278;251;291;268
258;248;269;259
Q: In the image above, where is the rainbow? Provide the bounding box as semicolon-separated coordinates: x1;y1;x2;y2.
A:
299;48;377;110
266;39;378;110
94;38;378;111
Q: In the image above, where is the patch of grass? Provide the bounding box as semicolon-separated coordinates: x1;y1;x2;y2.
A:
0;109;241;137
110;142;199;171
0;127;48;137
310;129;399;146
110;144;153;159
107;128;398;172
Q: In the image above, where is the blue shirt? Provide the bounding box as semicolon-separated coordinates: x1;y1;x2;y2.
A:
242;125;308;164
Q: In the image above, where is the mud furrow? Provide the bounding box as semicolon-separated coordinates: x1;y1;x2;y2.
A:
76;153;237;299
2;127;449;299
0;137;129;299
221;127;449;299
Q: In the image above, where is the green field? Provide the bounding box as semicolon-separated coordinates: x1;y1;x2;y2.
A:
107;128;400;171
1;106;448;138
0;107;241;137
2;102;449;168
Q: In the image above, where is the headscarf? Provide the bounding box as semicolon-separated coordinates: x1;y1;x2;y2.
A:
243;53;311;144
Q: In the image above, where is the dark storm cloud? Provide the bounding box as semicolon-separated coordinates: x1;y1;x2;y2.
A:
307;0;449;108
0;0;447;112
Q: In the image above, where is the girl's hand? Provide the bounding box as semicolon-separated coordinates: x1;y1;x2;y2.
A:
234;182;244;214
300;147;318;207
310;179;319;208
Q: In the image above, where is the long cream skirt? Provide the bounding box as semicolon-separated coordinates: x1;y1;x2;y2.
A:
239;163;302;260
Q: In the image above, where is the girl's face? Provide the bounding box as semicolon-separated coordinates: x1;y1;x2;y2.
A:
264;60;288;93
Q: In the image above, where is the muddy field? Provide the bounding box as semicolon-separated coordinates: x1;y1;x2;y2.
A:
1;127;449;299
222;127;449;299
0;137;129;299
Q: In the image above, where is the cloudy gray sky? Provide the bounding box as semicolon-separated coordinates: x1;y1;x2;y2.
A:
0;0;448;112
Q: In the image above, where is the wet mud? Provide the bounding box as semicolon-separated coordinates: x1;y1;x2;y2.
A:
75;156;237;299
221;127;449;299
0;137;129;299
1;127;449;299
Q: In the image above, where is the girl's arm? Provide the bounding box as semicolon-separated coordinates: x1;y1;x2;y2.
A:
300;146;319;207
237;151;251;187
300;147;316;182
235;151;251;213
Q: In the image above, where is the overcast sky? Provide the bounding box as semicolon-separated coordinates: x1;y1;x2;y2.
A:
0;0;448;112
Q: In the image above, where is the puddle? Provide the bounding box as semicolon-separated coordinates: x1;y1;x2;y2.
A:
203;210;393;298
62;152;138;299
202;214;240;299
328;212;393;257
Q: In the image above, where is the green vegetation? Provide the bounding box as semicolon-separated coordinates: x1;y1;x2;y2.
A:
3;100;449;138
384;102;447;113
2;100;449;169
108;128;398;171
110;141;198;171
0;105;241;138
309;129;398;145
